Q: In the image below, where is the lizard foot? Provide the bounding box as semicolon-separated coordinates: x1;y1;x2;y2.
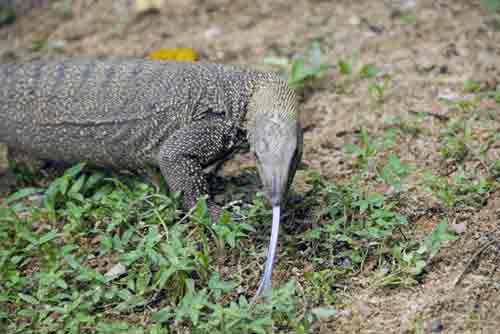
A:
207;202;224;224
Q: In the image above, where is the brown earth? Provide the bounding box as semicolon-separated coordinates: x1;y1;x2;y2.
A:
1;0;499;333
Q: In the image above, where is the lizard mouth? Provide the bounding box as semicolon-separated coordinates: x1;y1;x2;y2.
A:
269;174;283;206
257;163;288;207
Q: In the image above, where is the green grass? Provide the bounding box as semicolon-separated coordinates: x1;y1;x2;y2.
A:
264;41;331;90
302;170;457;289
0;166;310;333
0;5;16;27
2;43;499;333
482;0;500;12
422;169;494;211
0;150;465;333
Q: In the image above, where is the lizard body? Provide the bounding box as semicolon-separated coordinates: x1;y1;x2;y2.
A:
0;58;303;294
1;59;252;168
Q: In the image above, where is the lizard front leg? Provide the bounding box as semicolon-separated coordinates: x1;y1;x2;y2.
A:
157;120;234;222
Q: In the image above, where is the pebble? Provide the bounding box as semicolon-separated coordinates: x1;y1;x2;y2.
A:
431;320;444;332
204;26;223;40
105;263;127;280
349;16;361;26
449;222;467;234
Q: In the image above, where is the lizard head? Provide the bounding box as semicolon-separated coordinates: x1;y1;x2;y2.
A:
248;79;302;206
252;114;302;206
248;79;303;297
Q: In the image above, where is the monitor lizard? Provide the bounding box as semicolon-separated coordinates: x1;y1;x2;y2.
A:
0;58;303;296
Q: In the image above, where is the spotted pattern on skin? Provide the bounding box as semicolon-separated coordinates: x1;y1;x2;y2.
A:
0;58;302;217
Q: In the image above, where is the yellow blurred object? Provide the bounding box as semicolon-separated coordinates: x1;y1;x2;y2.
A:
134;0;165;14
148;48;198;62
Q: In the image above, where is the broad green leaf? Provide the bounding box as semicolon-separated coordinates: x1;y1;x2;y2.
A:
311;307;337;319
263;57;289;66
290;57;305;83
18;293;39;305
5;187;43;205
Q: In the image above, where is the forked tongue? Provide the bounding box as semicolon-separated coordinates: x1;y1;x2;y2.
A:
254;205;281;298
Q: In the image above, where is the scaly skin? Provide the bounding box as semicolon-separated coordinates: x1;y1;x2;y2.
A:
0;58;303;295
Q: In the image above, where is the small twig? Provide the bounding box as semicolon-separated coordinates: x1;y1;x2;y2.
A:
396;226;408;242
475;158;490;174
454;238;500;287
408;108;449;121
336;128;361;137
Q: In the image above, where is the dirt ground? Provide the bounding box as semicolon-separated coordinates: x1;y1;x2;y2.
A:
1;0;499;333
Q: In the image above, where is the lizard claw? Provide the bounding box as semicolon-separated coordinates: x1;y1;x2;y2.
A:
208;201;244;224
